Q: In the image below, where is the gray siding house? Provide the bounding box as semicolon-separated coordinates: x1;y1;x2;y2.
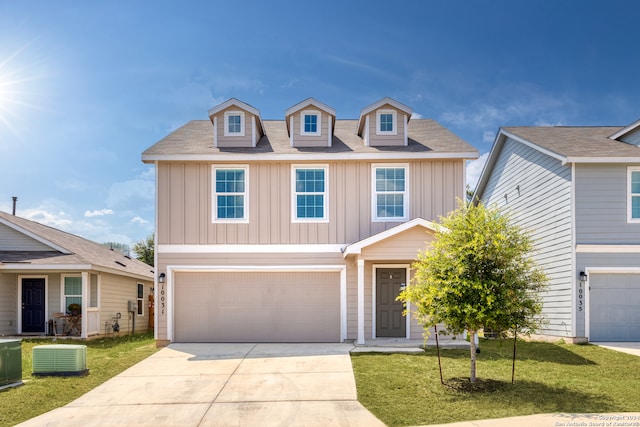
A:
475;119;640;342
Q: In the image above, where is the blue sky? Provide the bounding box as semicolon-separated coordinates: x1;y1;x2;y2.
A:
0;0;638;247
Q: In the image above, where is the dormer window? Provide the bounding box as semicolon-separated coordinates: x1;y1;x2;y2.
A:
376;109;397;135
300;110;321;136
224;111;245;136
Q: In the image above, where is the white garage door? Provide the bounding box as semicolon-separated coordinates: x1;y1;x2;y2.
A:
590;273;640;341
173;271;340;343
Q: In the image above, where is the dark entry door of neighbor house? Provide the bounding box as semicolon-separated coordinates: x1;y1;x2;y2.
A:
376;268;406;337
22;278;45;333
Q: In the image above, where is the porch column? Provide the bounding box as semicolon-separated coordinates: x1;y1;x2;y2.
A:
357;259;365;345
81;272;88;339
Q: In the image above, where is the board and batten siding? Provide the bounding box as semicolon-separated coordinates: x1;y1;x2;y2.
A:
481;137;573;337
156;159;463;246
0;223;53;251
288;108;331;147
575;163;640;244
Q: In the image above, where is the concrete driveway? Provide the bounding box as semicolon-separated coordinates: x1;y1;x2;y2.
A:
16;343;385;427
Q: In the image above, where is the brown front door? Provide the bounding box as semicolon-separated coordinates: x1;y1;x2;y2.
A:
376;268;406;337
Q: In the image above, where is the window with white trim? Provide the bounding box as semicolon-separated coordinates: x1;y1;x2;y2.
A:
629;167;640;222
292;165;328;221
62;275;82;314
372;165;408;221
137;283;144;316
213;166;248;222
376;109;397;135
224;111;245;136
300;110;321;136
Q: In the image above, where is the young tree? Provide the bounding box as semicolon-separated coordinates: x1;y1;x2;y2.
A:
399;201;546;383
132;234;154;266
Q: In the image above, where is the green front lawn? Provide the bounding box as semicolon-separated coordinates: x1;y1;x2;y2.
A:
0;333;159;427
351;339;640;427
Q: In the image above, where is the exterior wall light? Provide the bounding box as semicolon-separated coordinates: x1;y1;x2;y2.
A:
158;272;166;283
579;271;588;283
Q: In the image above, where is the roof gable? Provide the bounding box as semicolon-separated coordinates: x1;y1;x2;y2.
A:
343;218;440;257
357;97;413;136
609;118;640;146
285;97;336;118
0;216;70;253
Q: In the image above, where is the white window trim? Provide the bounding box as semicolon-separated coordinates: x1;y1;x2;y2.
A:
137;283;144;317
291;164;329;223
376;109;397;136
61;274;82;314
300;110;321;136
371;163;409;222
224;111;245;137
212;165;249;223
628;166;640;223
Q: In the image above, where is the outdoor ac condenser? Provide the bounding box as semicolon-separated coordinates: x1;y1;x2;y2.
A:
32;344;89;377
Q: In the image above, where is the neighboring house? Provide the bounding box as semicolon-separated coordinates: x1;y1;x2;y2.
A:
142;96;478;346
0;211;154;338
474;120;640;342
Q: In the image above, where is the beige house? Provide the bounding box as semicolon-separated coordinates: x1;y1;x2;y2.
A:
0;211;154;338
142;97;478;346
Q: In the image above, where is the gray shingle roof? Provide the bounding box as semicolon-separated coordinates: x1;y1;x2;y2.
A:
0;211;154;279
142;119;478;159
503;126;640;158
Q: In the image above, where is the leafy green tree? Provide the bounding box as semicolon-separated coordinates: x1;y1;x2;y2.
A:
399;201;547;383
132;234;154;266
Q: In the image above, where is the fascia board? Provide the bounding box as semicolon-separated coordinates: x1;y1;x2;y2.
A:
564;157;640;164
285;98;336;117
142;151;479;163
608;119;640;140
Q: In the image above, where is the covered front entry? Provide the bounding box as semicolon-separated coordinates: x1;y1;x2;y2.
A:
589;273;640;341
21;277;46;333
376;268;406;337
173;270;341;343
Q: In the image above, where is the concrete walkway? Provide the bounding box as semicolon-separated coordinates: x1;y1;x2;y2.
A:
16;343;384;427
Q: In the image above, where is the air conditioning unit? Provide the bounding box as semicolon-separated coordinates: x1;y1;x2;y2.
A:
32;344;89;377
0;339;22;389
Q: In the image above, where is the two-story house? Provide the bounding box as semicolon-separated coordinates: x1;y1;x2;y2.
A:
474;120;640;342
142;97;478;346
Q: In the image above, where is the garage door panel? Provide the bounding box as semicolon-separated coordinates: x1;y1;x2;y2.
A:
174;271;340;343
590;274;640;342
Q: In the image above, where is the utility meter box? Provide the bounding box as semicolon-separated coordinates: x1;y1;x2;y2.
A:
0;339;22;388
128;300;137;312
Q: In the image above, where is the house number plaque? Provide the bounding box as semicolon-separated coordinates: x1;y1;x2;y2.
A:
160;283;166;315
577;282;583;312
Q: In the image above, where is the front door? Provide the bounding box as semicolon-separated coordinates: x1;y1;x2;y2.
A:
376;268;406;337
22;278;45;333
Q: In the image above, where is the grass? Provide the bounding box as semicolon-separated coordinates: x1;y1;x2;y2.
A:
351;339;640;427
0;332;159;427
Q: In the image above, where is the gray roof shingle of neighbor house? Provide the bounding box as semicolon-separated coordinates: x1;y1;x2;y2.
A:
142;119;478;158
502;126;640;158
0;211;154;279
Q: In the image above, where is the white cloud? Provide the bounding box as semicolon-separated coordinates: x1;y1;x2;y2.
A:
411;112;423;120
23;208;73;230
130;216;149;224
466;152;490;191
482;130;496;144
84;209;114;217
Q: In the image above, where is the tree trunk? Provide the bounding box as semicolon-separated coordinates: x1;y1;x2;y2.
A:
469;330;477;383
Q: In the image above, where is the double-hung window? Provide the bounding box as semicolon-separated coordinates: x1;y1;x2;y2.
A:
137;283;144;316
224;111;245;136
629;167;640;222
300;110;321;136
376;109;397;135
372;164;408;221
213;166;248;222
62;275;82;314
292;165;328;222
